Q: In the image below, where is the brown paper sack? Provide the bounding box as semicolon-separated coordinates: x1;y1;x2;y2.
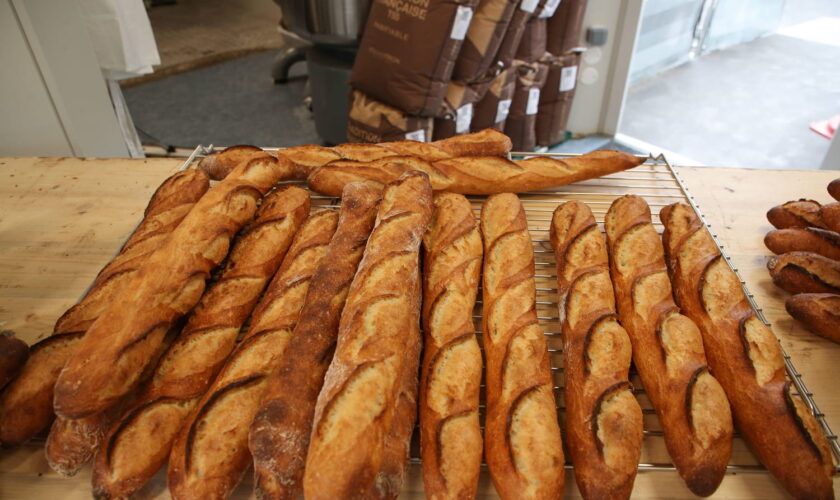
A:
503;60;549;151
347;89;434;143
433;79;493;140
547;0;588;55
536;52;581;146
471;67;517;132
451;0;519;83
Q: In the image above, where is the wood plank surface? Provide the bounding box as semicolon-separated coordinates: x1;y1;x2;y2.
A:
0;156;837;499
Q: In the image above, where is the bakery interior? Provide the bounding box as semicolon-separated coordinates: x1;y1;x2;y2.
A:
2;0;840;499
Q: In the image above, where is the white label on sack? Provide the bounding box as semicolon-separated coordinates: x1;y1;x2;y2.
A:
526;88;541;115
450;6;474;40
456;103;473;134
405;129;426;142
495;99;512;123
520;0;539;13
539;0;562;18
560;65;578;92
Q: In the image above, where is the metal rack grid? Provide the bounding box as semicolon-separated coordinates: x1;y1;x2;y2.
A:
183;146;840;476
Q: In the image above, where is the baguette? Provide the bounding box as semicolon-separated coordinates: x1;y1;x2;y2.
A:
766;199;826;229
418;193;483;500
198;145;262;180
54;154;292;420
307;149;644;197
820;202;840;233
248;183;380;500
167;209;339;500
550;201;643;500
604;195;732;497
0;331;28;390
480;193;564;499
661;202;836;499
764;227;840;260
303;171;433;500
785;293;840;344
91;186;310;499
767;252;840;294
829;178;840;201
0;169;209;446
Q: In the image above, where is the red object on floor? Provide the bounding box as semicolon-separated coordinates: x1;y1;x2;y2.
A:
810;114;840;139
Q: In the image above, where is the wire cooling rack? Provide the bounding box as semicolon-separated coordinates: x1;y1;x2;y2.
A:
182;146;840;476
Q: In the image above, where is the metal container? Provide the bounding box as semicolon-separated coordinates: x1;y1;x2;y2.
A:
278;0;371;46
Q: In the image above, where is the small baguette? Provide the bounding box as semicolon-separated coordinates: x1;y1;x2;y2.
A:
661;202;836;499
307;150;644;196
829;178;840;201
820;202;840;233
167;209;339;500
304;171;433;500
248;183;380;500
198;145;262;180
480;193;564;499
785;293;840;344
419;193;483;500
550;201;643;500
764;227;840;260
766;199;825;229
767;252;840;294
54;154;292;420
0;332;28;390
91;186;310;500
605;195;732;497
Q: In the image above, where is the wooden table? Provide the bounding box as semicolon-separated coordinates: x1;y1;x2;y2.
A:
0;157;838;499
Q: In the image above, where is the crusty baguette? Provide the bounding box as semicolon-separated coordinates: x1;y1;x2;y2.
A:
766;199;826;229
0;332;28;390
167;209;339;500
54;154;293;420
418;193;483;500
198;145;263;180
91;186;310;499
786;293;840;344
480;192;564;499
0;169;209;446
829;178;840;201
661;202;836;499
819;202;840;233
767;251;840;294
304;171;433;500
764;227;840;260
307;149;644;196
248;183;380;500
604;195;732;497
550;201;643;500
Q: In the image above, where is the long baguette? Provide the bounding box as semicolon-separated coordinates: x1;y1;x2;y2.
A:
480;192;564;499
91;186;310;499
167;209;339;500
0;169;209;446
764;227;840;261
307;149;644;196
303;171;433;500
604;195;732;497
661;202;836;499
785;293;840;344
418;193;483;500
53;154;292;420
550;201;643;500
0;332;28;390
767;251;840;294
248;183;380;500
766;199;826;229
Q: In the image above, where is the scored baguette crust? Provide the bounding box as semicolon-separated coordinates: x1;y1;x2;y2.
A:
307;149;644;196
0;169;210;446
419;193;483;500
480;193;564;499
820;202;840;233
198;145;263;180
550;201;643;500
766;199;826;229
604;195;732;497
764;227;840;260
829;178;840;201
304;171;433;500
767;252;840;294
248;183;380;500
785;293;840;344
0;332;28;390
91;186;310;500
661;202;836;500
167;209;339;500
54;154;292;420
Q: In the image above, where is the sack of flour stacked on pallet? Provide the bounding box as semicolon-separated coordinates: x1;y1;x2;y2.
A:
503;60;548;151
433;81;489;140
471;67;516;131
347;90;434;143
536;51;582;146
547;0;588;56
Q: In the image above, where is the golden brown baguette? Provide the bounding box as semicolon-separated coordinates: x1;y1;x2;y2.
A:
0;332;28;390
91;186;310;499
304;171;433;500
766;199;826;229
480;192;564;499
418;193;483;500
821;202;840;233
307;149;644;196
248;183;380;500
767;251;840;294
661;202;836;500
54;154;292;420
198;145;263;180
764;227;840;260
604;195;732;497
0;169;210;446
829;178;840;201
550;201;643;500
786;293;840;344
167;209;339;500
